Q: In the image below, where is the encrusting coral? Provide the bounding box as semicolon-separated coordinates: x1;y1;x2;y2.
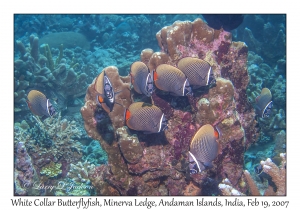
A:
14;113;83;180
14;141;40;195
116;126;143;164
67;160;95;184
218;178;245;196
40;161;62;178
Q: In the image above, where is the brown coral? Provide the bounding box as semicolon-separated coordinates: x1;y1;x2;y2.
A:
156;20;193;61
148;52;171;71
260;153;286;195
140;48;154;65
243;153;286;196
116;126;143;164
81;17;261;196
218;178;245;196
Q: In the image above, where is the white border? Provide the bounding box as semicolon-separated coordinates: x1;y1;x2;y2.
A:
4;1;296;209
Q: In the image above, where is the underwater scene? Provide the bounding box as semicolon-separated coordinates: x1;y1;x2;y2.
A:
14;14;286;196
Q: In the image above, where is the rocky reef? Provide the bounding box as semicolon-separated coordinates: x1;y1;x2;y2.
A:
80;18;265;195
13;113;90;195
14;35;91;118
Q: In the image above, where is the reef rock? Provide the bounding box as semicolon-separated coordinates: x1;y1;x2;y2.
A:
116;126;143;164
81;18;259;195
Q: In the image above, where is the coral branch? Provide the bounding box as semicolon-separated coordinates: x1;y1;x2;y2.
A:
244;170;260;196
260;153;286;195
218;178;245;195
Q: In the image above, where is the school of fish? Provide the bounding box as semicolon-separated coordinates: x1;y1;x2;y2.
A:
26;57;273;174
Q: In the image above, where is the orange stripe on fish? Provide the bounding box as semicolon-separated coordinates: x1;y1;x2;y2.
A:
153;71;158;81
125;109;131;121
214;130;219;139
97;95;104;103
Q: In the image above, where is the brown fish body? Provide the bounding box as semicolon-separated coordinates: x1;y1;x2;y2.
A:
189;124;219;173
255;88;272;118
154;64;192;96
177;57;215;88
125;102;167;133
94;70;105;94
27;90;55;117
130;61;153;97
